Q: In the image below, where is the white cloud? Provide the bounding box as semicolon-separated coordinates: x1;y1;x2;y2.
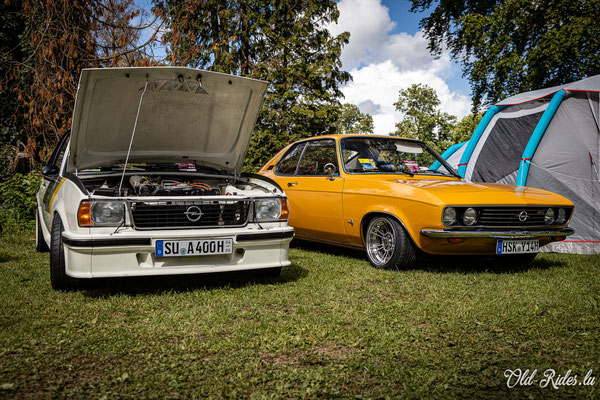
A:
344;61;471;134
329;0;472;134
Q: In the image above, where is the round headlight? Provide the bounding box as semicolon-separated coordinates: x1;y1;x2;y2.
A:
556;208;566;224
442;207;457;226
544;208;555;225
462;207;478;226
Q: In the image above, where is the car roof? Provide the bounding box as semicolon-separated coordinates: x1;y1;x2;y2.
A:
293;134;422;143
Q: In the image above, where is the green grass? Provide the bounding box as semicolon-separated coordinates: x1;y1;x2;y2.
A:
1;230;599;399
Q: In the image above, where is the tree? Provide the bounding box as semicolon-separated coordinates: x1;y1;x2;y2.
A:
333;103;374;134
154;0;351;171
1;0;161;174
410;0;600;109
391;84;456;155
450;112;483;144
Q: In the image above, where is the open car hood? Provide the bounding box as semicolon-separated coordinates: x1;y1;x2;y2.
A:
67;67;268;173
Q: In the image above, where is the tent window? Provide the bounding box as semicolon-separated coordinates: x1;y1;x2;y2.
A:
472;111;545;183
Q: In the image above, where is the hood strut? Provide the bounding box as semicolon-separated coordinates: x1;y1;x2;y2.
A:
119;77;149;196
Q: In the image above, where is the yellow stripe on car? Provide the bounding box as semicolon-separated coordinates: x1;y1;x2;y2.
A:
49;178;66;213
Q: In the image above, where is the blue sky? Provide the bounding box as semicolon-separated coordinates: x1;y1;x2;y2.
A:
135;0;472;134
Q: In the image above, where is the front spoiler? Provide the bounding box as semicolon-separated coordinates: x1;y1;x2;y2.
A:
421;227;574;239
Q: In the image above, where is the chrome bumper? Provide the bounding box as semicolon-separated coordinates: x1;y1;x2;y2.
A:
420;227;574;239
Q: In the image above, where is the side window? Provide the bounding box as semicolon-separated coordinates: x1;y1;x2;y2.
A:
297;140;338;176
275;143;306;175
49;134;69;170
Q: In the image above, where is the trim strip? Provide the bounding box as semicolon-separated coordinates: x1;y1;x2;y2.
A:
421;227;574;239
62;237;152;247
237;231;294;242
49;178;66;213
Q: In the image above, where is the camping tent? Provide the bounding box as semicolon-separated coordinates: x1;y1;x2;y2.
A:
436;75;600;254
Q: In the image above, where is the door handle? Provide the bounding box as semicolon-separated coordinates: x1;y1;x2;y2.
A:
287;182;298;187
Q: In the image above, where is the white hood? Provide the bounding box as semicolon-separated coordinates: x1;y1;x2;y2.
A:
67;67;268;173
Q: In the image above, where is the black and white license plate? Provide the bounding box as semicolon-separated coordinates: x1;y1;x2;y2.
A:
155;239;233;257
496;239;539;254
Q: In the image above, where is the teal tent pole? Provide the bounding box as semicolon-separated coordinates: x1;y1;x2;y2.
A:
457;105;507;177
430;141;467;171
516;89;568;186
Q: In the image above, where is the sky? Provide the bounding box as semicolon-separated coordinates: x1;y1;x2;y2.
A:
328;0;472;134
135;0;473;134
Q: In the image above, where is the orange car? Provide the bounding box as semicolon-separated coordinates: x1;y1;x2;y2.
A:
258;135;574;269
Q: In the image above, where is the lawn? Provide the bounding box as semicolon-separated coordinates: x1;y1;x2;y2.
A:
1;229;599;398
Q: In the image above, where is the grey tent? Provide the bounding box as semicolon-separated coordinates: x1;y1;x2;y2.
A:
437;75;600;254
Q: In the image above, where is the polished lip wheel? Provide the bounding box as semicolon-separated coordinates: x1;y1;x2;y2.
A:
366;217;396;266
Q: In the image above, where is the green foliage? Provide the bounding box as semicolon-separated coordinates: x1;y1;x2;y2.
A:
333;103;374;134
450;112;483;144
154;0;351;172
391;83;456;154
0;172;40;230
410;0;600;109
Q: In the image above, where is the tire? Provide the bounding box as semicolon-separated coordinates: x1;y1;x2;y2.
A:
35;209;50;252
365;216;416;270
50;214;77;291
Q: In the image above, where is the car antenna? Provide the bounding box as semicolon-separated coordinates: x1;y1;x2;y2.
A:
119;75;149;196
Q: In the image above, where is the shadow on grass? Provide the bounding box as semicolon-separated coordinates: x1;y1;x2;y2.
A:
414;254;567;274
81;263;309;297
291;239;567;274
0;252;16;263
291;239;365;260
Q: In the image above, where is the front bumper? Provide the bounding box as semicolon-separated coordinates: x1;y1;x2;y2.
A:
61;227;294;278
420;227;574;239
417;227;574;255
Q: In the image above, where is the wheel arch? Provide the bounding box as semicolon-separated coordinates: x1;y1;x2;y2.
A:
360;211;419;248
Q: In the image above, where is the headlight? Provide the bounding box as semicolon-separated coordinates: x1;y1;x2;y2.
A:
556;208;566;224
462;207;478;226
544;208;555;225
254;198;288;222
442;207;457;226
78;200;125;227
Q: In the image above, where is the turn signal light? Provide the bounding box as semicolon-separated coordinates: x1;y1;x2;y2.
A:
279;198;289;221
78;200;93;227
447;238;465;244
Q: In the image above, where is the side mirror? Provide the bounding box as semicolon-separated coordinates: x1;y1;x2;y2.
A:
324;163;337;180
41;165;59;176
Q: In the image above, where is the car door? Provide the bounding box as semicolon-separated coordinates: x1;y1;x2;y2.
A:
38;134;69;229
275;139;346;243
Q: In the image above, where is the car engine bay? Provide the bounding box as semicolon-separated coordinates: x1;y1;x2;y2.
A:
83;175;271;197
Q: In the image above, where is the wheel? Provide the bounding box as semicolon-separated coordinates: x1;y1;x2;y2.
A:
50;214;77;291
35;209;50;252
365;216;416;269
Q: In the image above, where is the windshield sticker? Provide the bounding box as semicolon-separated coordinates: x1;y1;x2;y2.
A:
403;160;420;172
359;158;377;170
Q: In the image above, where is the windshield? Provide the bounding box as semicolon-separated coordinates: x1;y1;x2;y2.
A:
340;137;459;177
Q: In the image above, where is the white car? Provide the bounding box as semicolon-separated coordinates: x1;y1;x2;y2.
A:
36;67;294;290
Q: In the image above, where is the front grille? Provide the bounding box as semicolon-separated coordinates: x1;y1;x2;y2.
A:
478;207;554;227
130;200;250;229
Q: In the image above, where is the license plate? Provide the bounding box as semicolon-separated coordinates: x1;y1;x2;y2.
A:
496;239;539;254
155;239;233;257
